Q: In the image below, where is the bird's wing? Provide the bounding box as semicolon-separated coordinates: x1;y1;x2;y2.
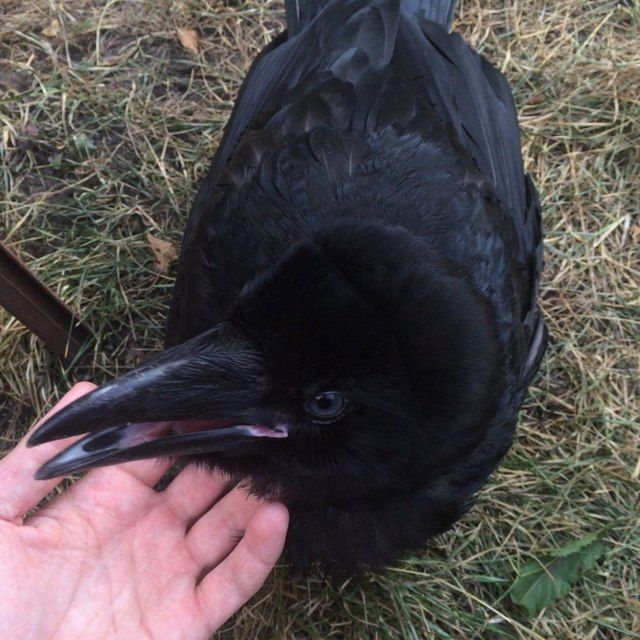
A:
394;11;545;388
182;0;457;250
180;31;289;248
180;0;400;252
168;0;402;344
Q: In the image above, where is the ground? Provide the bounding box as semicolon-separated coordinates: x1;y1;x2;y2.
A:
0;0;638;638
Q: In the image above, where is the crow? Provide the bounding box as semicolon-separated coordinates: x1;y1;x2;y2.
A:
29;0;546;576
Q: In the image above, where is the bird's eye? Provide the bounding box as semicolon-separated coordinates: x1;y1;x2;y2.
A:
304;391;347;422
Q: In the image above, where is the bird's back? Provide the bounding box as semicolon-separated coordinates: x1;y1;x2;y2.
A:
167;0;544;393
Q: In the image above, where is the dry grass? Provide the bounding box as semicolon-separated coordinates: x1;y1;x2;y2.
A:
1;0;638;638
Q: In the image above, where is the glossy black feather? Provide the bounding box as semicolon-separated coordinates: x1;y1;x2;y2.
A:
165;0;546;575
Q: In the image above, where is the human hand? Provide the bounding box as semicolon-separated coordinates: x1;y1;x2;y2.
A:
0;382;288;640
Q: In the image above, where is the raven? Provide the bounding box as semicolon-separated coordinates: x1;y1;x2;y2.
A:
29;0;546;576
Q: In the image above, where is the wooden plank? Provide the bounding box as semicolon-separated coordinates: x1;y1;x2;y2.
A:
0;241;92;365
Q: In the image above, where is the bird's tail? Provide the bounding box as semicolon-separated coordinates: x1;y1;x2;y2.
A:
403;0;457;29
285;0;457;35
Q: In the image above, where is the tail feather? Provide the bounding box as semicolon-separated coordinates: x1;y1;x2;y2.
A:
286;0;457;35
285;0;332;35
405;0;456;30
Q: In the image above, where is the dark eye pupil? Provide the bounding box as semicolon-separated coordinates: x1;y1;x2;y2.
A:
316;394;334;410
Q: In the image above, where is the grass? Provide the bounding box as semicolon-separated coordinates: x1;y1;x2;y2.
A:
1;0;638;638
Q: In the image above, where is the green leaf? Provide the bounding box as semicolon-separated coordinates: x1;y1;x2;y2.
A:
74;132;96;155
510;529;608;617
49;153;63;170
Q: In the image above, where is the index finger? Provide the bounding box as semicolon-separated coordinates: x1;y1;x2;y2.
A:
0;382;96;523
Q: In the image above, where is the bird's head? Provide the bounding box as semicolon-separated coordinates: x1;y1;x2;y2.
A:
30;220;503;519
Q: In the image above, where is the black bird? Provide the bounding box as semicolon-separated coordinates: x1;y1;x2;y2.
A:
29;0;546;576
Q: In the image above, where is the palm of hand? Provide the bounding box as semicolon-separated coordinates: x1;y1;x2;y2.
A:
0;384;288;640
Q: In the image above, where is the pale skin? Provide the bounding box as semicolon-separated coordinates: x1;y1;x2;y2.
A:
0;382;289;640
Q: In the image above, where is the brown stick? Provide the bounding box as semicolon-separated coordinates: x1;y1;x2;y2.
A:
0;241;92;365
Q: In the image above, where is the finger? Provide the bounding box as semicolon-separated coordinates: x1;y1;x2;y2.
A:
0;382;96;523
163;464;230;525
185;486;264;567
87;456;175;490
196;503;288;634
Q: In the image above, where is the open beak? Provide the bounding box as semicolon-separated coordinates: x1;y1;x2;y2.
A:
28;324;287;480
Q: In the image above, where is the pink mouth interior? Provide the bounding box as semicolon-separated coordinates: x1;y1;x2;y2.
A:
118;419;287;447
172;419;238;434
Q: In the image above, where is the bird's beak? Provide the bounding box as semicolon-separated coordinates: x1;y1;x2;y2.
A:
28;324;287;480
